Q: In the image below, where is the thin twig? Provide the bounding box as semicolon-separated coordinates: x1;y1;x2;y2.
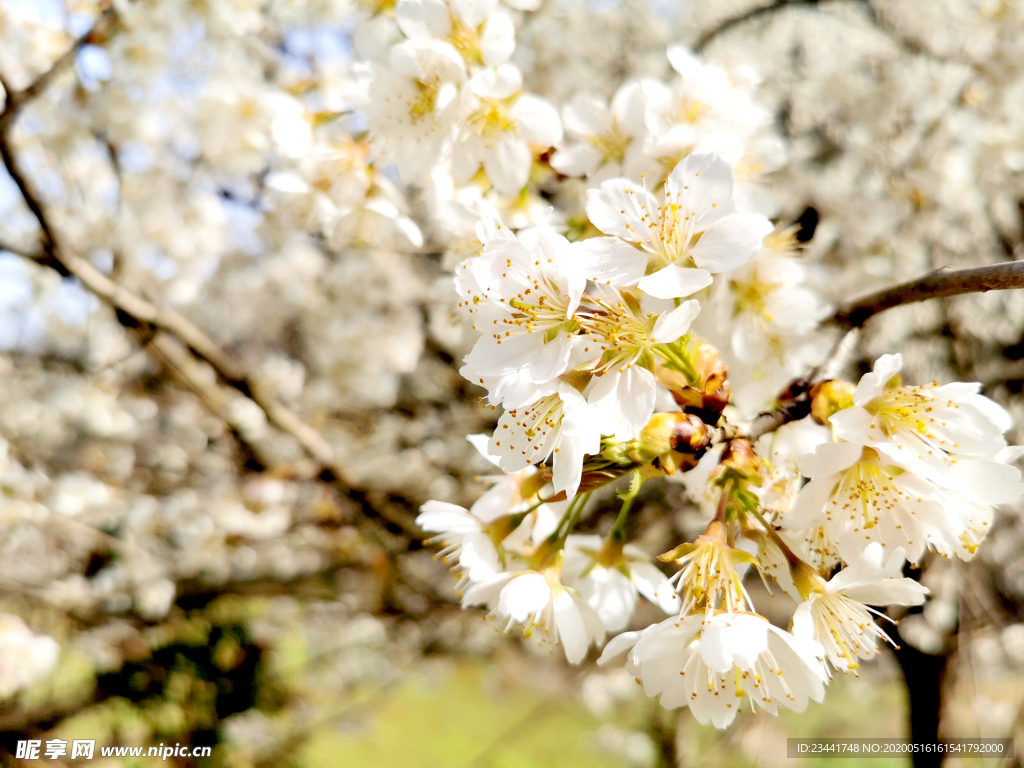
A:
0;5;119;124
731;261;1024;442
694;0;821;53
808;326;860;381
0;8;356;490
832;261;1024;328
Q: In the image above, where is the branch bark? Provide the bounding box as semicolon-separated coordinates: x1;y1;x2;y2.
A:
0;10;421;537
0;6;119;124
694;0;825;53
832;261;1024;327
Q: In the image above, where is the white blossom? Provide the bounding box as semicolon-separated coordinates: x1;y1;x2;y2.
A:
487;381;607;498
462;227;585;385
580;153;772;300
792;543;928;675
396;0;516;69
563;534;680;632
602;611;827;728
551;82;651;181
830;353;1024;506
463;563;606;664
453;65;562;196
367;39;465;182
788;441;971;564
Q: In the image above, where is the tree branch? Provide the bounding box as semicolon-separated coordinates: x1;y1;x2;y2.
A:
832;261;1024;327
730;261;1024;442
694;0;820;53
0;5;120;125
0;8;416;534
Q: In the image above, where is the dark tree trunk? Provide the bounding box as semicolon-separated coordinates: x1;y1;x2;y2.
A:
891;622;950;768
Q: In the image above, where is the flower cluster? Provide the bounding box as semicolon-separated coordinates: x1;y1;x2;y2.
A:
410;4;1024;728
425;338;1024;726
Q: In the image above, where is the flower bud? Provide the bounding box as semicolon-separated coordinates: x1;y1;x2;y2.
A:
600;412;710;468
656;338;730;423
711;439;761;483
810;379;856;425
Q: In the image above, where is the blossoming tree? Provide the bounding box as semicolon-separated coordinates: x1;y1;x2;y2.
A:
1;0;1024;760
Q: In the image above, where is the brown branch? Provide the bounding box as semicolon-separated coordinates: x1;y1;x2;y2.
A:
832;261;1024;327
695;0;974;66
0;5;120;124
0;8;423;540
0;14;341;474
694;0;822;53
730;261;1024;441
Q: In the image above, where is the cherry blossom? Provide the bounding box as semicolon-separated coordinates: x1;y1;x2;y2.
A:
581;153;773;300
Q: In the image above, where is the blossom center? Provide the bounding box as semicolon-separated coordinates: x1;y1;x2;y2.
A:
587;124;630;165
831;451;908;531
449;16;484;66
408;79;440;122
468;98;518;144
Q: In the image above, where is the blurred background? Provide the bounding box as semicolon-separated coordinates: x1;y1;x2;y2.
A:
0;0;1023;765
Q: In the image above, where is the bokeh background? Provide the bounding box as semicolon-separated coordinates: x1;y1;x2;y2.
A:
0;0;1023;765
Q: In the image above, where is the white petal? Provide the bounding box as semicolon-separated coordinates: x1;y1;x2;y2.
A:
597;630;641;666
552;432;585;497
636;265;712;299
841;580;928;606
650;300;700;344
470;64;522;100
512;94;563;147
463;331;570;382
828;407;875;444
480;9;516;67
589;367;657;441
482;138;532;196
665;152;736;229
452;0;498;27
665;44;701;77
785;477;834;528
630;561;680;614
853;353;903;405
573;237;648;286
798;441;863;478
467;433;503;466
470;481;515;522
610;80;647;137
690;213;773;273
553;589;590;663
497;572;550;623
950;459;1024;505
416;500;478;532
395;0;451;39
452;137;483;184
550;145;602;177
562;95;610;137
700;613;768;673
585;179;658;245
791;601;815;641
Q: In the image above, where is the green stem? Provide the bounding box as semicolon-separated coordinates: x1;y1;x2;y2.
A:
609;469;644;543
654;341;699;384
547;491;592;547
746;505;802;566
560;491;591;542
714;479;733;524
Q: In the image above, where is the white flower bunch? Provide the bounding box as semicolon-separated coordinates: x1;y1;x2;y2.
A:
408;8;1024;728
